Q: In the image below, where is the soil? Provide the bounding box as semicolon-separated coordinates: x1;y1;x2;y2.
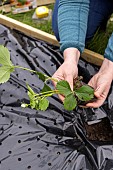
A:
85;117;113;141
74;79;113;142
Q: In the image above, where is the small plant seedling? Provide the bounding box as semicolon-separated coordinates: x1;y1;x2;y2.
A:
0;45;95;111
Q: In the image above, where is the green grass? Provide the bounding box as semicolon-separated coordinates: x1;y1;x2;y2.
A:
86;21;113;55
2;5;113;55
5;4;54;34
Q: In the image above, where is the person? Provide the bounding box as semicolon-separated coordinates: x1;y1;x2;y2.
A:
52;0;113;108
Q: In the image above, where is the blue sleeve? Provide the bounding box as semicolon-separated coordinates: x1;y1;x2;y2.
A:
58;0;90;53
104;33;113;62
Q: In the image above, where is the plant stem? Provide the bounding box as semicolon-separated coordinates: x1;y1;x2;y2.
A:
46;77;59;83
14;65;58;82
14;65;37;73
33;90;59;101
34;90;59;97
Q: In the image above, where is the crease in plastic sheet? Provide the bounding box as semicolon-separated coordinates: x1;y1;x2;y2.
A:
0;24;113;170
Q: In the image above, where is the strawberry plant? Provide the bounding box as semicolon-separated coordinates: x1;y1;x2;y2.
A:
0;45;95;111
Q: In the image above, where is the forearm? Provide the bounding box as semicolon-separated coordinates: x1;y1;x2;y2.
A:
58;0;90;53
99;58;113;79
104;33;113;62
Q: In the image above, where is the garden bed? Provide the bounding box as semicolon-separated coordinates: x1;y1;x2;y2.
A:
0;14;113;169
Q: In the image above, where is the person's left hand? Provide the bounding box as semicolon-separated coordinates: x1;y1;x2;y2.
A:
86;58;113;108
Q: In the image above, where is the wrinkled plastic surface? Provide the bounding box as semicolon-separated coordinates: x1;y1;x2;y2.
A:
0;24;113;170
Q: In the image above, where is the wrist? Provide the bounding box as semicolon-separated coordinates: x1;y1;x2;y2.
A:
63;48;80;64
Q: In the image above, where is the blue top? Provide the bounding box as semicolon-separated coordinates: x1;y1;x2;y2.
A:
58;0;113;61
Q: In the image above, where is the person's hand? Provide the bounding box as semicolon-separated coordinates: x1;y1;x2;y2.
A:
52;48;80;101
86;58;113;108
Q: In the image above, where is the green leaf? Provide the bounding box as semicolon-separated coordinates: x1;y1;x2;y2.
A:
28;91;34;100
35;100;39;110
30;100;36;109
75;85;94;101
63;93;77;111
56;80;72;96
0;65;14;83
41;83;52;93
27;87;36;109
0;46;14;84
36;72;48;82
0;45;13;66
39;98;49;111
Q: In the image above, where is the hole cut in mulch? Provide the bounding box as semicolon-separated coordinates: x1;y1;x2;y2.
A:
85;117;113;141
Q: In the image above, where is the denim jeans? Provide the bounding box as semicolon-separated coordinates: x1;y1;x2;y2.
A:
52;0;113;42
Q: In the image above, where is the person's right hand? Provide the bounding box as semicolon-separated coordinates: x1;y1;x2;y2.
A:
52;48;80;101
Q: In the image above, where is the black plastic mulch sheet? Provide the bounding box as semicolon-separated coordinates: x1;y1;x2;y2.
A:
0;24;113;170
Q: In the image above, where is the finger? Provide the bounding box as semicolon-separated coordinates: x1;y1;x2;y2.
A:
86;98;104;108
58;94;65;102
86;87;107;108
52;74;65;102
94;84;105;98
52;75;62;87
86;88;108;108
65;74;74;90
88;80;97;90
52;79;56;87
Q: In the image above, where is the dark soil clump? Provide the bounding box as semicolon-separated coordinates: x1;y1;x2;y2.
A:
85;117;113;141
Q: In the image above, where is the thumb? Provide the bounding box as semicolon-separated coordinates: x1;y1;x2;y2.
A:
65;74;74;91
